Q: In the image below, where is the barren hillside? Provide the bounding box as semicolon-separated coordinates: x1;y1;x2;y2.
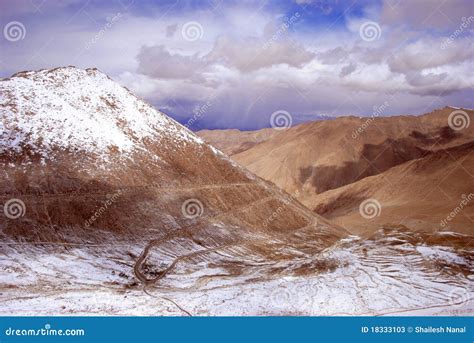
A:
308;142;474;236
199;107;474;234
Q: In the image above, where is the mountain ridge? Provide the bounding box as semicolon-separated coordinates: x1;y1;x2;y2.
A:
198;106;474;234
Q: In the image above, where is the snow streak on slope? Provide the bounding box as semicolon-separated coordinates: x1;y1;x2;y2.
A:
0;67;201;160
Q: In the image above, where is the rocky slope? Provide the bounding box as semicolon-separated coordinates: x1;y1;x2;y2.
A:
309;142;474;236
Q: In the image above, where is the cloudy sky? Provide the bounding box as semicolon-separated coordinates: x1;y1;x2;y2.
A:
1;0;473;130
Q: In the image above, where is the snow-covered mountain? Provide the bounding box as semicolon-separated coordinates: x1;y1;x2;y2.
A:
0;67;472;316
0;66;341;242
1;67;198;161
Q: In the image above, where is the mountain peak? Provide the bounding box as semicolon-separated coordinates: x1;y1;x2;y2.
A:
0;66;201;163
7;66;106;82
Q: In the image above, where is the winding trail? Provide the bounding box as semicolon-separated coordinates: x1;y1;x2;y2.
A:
134;238;245;286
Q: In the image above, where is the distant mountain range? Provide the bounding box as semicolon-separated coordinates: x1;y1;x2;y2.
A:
198;107;474;236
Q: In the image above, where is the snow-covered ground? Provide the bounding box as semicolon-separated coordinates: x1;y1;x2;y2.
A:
1;232;472;316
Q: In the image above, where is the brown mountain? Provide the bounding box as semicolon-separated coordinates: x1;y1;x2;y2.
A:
0;67;345;292
310;142;474;236
198;107;474;234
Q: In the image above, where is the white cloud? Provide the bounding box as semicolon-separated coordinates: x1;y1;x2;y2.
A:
388;37;473;73
137;45;206;79
205;36;315;72
1;0;473;129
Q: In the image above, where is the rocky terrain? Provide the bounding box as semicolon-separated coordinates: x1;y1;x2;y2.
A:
199;107;474;235
0;67;472;315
